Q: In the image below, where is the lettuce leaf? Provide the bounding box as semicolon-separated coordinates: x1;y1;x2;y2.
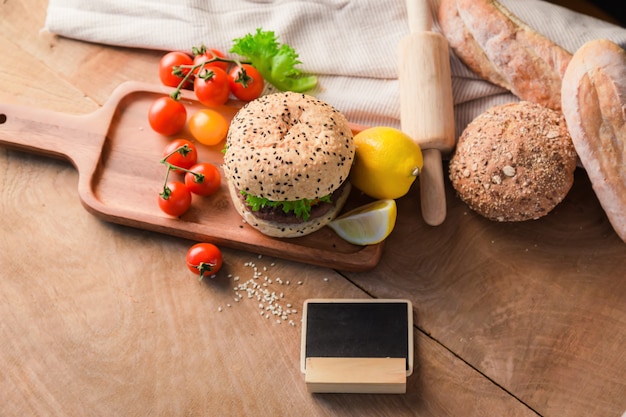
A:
230;28;317;93
242;192;332;221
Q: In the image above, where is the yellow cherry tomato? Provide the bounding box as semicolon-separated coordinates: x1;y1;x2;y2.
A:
188;109;229;146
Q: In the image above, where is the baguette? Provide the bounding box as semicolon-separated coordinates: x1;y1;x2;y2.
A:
561;39;626;243
438;0;572;110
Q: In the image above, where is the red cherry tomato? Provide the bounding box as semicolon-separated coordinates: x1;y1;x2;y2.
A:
228;64;264;102
194;67;230;107
148;96;187;136
193;47;229;73
158;181;192;217
159;51;193;88
162;139;198;171
184;162;221;196
186;242;223;279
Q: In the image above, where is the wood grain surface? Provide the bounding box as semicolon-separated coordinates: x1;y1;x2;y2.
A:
1;1;625;416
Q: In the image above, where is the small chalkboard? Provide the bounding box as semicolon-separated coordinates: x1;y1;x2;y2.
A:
300;299;413;394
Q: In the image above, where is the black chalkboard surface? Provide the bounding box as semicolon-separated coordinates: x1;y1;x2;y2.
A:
300;299;414;394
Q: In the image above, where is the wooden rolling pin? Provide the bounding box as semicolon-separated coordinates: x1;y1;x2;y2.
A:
398;0;455;226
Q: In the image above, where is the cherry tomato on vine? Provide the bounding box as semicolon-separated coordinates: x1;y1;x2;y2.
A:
186;242;223;279
158;181;192;217
162;139;198;171
193;47;229;73
194;67;230;107
228;64;264;102
188;109;229;146
148;96;187;136
184;162;221;196
159;51;194;88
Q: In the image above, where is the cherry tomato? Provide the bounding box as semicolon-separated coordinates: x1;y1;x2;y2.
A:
193;47;229;73
148;96;187;136
185;162;221;196
162;139;198;171
158;181;192;217
186;242;223;279
159;51;194;88
228;64;264;102
194;67;230;107
188;109;229;146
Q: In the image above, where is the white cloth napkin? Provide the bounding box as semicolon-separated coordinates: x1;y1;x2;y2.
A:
44;0;626;140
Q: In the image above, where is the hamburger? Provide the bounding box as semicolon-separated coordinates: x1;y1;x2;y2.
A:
223;91;355;238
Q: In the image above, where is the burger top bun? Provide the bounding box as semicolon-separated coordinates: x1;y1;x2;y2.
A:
223;91;355;201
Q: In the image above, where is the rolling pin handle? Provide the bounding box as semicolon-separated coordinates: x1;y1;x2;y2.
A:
419;148;447;226
406;0;433;33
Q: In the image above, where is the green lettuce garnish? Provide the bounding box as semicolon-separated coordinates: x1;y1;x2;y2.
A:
242;192;331;221
230;28;317;93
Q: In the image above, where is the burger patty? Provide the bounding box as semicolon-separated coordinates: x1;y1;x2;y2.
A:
237;182;348;224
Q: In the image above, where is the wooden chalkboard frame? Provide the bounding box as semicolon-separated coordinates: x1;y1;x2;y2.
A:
300;299;414;394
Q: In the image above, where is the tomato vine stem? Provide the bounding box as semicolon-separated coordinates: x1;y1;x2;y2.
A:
160;145;205;187
170;55;248;101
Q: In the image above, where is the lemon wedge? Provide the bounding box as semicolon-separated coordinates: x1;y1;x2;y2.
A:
328;199;397;245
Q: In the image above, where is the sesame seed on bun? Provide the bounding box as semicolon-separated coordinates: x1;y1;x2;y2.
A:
223;91;355;237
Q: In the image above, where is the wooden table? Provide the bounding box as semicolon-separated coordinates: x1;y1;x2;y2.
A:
1;1;625;416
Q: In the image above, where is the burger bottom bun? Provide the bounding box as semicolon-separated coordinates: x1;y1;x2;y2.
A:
227;180;352;238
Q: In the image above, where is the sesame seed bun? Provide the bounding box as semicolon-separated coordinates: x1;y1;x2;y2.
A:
223;91;355;237
449;101;577;222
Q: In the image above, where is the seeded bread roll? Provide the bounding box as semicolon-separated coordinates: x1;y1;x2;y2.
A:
438;0;572;110
223;91;355;238
561;39;626;242
449;101;577;222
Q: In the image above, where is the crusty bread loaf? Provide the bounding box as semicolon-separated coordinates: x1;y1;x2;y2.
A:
449;101;578;222
438;0;572;110
561;39;626;242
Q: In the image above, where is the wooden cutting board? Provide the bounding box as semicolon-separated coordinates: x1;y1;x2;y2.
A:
0;81;383;271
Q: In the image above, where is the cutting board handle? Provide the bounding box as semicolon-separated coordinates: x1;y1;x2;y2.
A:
0;102;108;174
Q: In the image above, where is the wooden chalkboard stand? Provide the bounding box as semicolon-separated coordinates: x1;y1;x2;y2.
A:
305;357;407;394
301;299;414;394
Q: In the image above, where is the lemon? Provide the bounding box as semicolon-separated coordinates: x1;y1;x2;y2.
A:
350;127;423;200
328;199;397;245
